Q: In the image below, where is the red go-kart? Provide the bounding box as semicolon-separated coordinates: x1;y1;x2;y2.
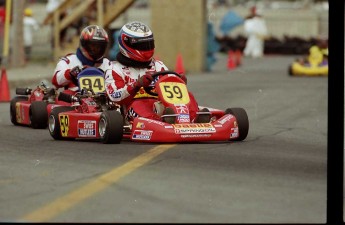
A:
123;71;249;143
9;82;67;129
48;68;124;144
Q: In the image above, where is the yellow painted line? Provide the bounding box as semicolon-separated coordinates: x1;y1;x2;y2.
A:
20;144;176;222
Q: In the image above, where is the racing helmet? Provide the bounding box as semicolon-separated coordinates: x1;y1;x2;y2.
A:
118;21;155;62
80;25;109;61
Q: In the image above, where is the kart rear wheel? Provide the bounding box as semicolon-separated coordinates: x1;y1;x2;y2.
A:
225;108;249;141
10;96;28;125
99;110;124;144
30;101;48;129
48;106;75;140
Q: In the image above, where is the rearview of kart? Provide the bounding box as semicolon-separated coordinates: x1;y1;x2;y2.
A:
48;67;124;144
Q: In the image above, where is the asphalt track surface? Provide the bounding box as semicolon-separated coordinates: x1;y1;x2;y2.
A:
0;54;328;223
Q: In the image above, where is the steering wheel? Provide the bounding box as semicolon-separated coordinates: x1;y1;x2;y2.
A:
144;71;182;96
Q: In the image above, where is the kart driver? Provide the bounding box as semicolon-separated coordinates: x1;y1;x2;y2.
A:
104;21;209;124
52;25;112;94
297;36;328;67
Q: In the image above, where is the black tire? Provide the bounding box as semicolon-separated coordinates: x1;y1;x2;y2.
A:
48;106;75;140
10;96;28;125
30;101;48;129
288;65;293;76
225;107;249;141
99;111;124;144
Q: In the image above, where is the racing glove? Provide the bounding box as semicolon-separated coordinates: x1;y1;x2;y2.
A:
69;66;82;86
69;66;82;78
136;72;154;87
127;72;153;95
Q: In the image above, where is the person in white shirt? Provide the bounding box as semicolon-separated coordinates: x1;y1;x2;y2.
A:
23;8;39;61
243;6;268;58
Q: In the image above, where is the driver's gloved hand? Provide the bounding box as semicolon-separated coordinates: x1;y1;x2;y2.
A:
69;66;82;78
127;72;153;96
135;72;153;88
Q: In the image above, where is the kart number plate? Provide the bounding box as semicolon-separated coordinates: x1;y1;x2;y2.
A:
78;75;105;93
59;114;69;137
159;82;190;104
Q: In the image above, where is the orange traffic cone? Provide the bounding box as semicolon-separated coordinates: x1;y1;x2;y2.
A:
175;53;185;74
0;67;10;102
227;50;236;70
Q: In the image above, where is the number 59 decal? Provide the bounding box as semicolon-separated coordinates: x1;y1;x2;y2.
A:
159;82;190;104
59;115;69;137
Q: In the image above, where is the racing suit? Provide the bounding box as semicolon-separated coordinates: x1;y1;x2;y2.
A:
104;59;199;122
52;48;112;94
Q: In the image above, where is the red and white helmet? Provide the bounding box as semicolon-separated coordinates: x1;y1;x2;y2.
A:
118;21;155;62
80;25;109;61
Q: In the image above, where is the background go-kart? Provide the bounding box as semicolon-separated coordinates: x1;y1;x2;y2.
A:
0;54;328;223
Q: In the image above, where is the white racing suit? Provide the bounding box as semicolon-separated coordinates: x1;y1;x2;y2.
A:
104;59;199;122
52;53;112;94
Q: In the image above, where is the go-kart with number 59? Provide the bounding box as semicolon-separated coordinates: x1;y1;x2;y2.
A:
123;71;249;143
48;67;123;144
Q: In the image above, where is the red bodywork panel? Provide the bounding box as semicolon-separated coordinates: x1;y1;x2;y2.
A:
55;110;102;139
129;113;239;143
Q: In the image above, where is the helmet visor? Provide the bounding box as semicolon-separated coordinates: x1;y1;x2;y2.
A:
85;41;108;60
124;35;155;51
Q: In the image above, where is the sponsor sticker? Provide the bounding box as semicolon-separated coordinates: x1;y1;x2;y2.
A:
136;122;145;129
175;105;189;114
132;130;153;140
173;123;216;134
177;114;190;123
218;114;234;125
230;127;239;138
139;117;165;126
78;120;96;137
111;91;122;99
181;134;212;138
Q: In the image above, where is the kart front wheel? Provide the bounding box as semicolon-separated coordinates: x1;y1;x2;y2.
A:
99;111;124;144
48;106;75;140
10;96;28;125
225;107;249;141
30;101;48;129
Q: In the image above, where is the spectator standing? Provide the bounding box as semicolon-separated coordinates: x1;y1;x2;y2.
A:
243;6;268;58
23;8;39;62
